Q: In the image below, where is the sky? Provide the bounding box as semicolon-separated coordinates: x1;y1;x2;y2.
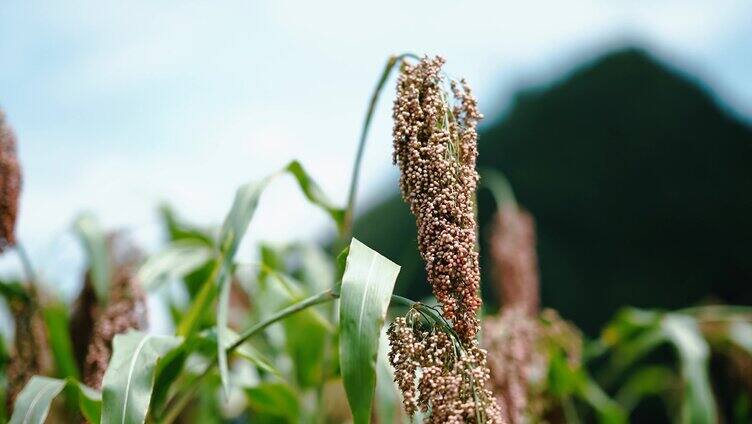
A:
0;0;751;297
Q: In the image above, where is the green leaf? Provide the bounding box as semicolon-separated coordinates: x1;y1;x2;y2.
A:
600;308;663;383
615;366;675;414
9;376;66;424
73;213;111;304
338;238;400;424
183;161;344;395
0;280;28;302
578;378;628;424
75;384;103;424
217;273;233;397
215;178;273;397
295;243;335;295
661;314;716;424
727;320;752;354
9;376;101;424
41;303;80;380
246;382;300;423
137;240;214;291
101;331;181;424
159;204;215;246
283;309;330;387
285;160;346;234
602;310;717;423
175;259;219;338
257;269;332;387
149;341;189;418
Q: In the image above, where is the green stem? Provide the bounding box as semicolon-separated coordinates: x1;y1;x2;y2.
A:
14;242;37;286
229;289;338;351
389;294;416;308
342;53;418;244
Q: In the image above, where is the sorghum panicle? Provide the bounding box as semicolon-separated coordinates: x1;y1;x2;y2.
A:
483;310;537;424
388;315;503;423
83;234;148;389
489;206;540;316
6;286;52;412
0;110;21;253
483;205;541;423
392;56;484;340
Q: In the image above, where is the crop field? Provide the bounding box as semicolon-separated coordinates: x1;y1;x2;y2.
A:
1;52;750;424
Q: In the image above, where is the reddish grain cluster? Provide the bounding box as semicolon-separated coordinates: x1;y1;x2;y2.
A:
392;56;484;340
388;316;503;423
0;110;21;252
82;234;148;389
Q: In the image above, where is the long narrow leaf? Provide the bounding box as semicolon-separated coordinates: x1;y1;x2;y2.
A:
42;303;80;380
285;161;346;234
159;204;216;246
73;213;111;304
175;260;219;337
215;179;272;397
101;331;181;424
662;314;717;424
339;238;400;424
727;320;752;354
9;377;66;424
245;382;300;423
137;240;214;291
615;366;675;414
9;376;101;424
0;279;27;302
186;161;344;395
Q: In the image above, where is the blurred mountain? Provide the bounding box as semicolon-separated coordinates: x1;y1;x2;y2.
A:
353;47;752;335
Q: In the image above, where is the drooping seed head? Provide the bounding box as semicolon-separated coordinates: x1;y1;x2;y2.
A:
489;206;540;316
6;286;52;413
392;56;484;340
83;233;148;389
0;110;21;253
388;313;503;423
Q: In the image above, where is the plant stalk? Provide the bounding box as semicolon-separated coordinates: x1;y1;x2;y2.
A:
14;242;37;285
341;53;418;244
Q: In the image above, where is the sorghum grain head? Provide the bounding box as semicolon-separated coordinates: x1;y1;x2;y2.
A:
0;109;21;253
83;233;148;389
483;309;538;424
392;56;484;341
388;311;503;423
489;205;540;316
6;286;52;413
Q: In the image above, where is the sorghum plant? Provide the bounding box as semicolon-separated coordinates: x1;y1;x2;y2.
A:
390;56;503;423
0;109;21;253
392;56;483;341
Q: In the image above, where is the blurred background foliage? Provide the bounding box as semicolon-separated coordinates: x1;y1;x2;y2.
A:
354;47;752;336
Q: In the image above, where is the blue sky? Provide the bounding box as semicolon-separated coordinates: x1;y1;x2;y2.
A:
1;0;751;295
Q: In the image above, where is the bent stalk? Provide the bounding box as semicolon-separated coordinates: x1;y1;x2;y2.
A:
341;53;419;244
